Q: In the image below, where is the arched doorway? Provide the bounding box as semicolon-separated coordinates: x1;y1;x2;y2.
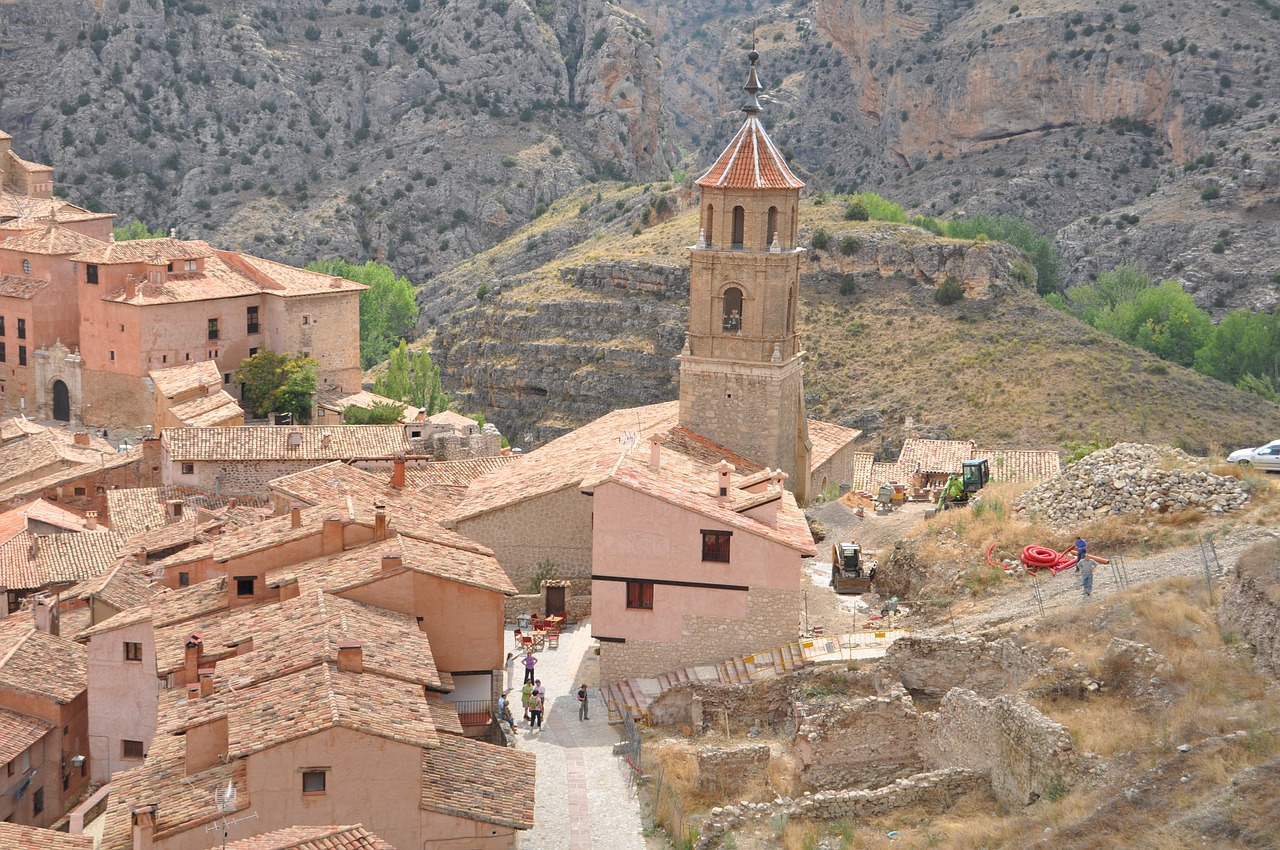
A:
52;380;70;422
722;287;743;332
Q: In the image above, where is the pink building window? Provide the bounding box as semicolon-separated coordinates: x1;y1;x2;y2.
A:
701;530;732;563
625;581;653;610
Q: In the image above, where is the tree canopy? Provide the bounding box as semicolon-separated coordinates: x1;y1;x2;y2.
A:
308;259;418;369
342;402;407;424
114;220;167;241
373;340;449;414
235;350;318;423
944;214;1061;295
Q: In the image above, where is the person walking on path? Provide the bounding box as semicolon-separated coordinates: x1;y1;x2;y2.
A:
522;649;538;684
529;692;544;729
577;683;590;720
1074;537;1087;572
1079;556;1096;598
504;652;516;690
520;682;534;722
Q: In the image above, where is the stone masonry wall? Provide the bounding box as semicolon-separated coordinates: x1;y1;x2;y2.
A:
919;689;1079;809
599;587;802;682
792;683;924;790
696;745;770;792
1219;542;1280;680
455;486;595;595
694;768;987;850
883;635;1054;700
187;459;326;496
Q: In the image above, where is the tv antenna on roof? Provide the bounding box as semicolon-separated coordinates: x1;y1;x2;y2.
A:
203;778;258;849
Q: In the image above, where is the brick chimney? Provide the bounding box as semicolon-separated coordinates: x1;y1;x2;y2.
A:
649;433;662;472
227;497;238;509
290;502;302;529
198;668;214;698
390;453;406;489
86;510;98;530
130;803;157;850
74;431;90;447
373;504;387;541
336;639;364;673
716;460;735;501
124;274;137;301
322;515;344;554
183;634;203;686
29;535;39;559
381;551;403;572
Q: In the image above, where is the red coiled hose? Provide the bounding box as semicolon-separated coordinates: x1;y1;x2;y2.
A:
1020;545;1077;574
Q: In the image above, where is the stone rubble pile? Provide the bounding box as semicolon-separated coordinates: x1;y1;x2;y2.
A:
1014;443;1247;525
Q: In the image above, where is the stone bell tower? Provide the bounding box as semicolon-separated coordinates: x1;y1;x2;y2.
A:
678;48;811;504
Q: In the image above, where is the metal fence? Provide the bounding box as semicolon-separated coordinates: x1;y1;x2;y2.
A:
615;708;696;850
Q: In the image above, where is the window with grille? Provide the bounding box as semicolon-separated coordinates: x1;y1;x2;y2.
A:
625;580;654;610
701;530;732;563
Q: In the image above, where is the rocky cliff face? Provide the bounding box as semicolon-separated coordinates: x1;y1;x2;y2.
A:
0;0;671;281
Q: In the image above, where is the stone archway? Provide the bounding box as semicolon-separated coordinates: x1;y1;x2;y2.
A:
52;380;70;422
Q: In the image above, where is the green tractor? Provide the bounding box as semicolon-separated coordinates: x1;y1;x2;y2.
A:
939;459;990;510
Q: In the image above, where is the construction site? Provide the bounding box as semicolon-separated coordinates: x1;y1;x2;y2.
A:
614;443;1280;850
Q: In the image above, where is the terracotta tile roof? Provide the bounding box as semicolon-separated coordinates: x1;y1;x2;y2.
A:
808;419;862;468
198;589;447;693
0;445;143;508
163;425;411;462
272;531;514;597
589;439;815;555
216;250;367;297
869;461;898;485
169;390;244;427
846;452;876;490
71;558;153;612
2;497;95;535
0;616;87;703
425;409;480;430
268;462;397;506
0;192;109;224
106;485;256;538
658;426;763;473
78;576;229;640
0;529;127;591
221;825;397;850
315;388;416;420
403;455;520;488
70;236;214;265
695;115;804;190
976;448;1062;482
421;733;536;829
0;423;118;484
450;402;680;523
0;705;53;764
0;224;103;256
6;149;52;174
0;273;49;298
898;439;976;475
149;360;222;398
0;823;95;850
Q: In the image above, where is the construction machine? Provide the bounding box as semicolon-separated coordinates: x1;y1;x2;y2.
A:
830;541;876;594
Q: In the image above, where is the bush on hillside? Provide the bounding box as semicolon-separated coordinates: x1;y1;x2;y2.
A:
934;277;964;305
811;227;831;250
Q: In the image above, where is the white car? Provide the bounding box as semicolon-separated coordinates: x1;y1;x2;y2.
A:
1228;442;1280;471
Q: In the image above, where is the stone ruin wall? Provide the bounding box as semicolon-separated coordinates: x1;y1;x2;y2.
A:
792;684;925;790
883;634;1056;700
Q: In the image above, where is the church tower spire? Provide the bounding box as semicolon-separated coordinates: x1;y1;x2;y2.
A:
679;49;811;504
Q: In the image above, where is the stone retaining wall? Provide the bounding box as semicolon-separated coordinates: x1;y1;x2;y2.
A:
792;683;925;790
884;634;1054;700
696;745;770;792
694;768;987;850
1219;541;1280;680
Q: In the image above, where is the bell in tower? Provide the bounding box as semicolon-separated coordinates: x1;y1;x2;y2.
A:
678;48;812;504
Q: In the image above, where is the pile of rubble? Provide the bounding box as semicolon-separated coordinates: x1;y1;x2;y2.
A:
1014;443;1247;525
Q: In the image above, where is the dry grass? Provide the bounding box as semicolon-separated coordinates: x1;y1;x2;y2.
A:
648;734;800;816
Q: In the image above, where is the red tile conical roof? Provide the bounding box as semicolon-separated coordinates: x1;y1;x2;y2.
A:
695;115;805;190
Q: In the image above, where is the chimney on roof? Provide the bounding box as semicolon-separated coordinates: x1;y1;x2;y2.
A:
373;504;387;541
165;500;183;521
391;453;406;489
33;595;58;636
290;502;302;529
771;468;787;490
185;684;200;702
336;639;364;673
86;510;98;530
716;460;735;501
184;634;203;686
322;515;344;554
287;430;302;448
74;431;90;447
124;274;136;300
130;803;157;850
381;551;403;572
649;433;663;473
198;668;214;698
29;535;40;559
227;497;238;509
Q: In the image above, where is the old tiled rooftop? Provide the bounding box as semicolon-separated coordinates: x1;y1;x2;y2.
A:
169;389;244;427
849;440;1061;488
0;823;95;850
315;388;416;420
0;615;86;703
106;484;259;538
71;558;153;613
695;115;804;190
216;250;366;297
424;409;480;430
69;236;214;265
78;576;229;640
0;224;103;256
421;733;536;829
220;825;397;850
0;272;49;298
149;360;222;398
451;401;680;523
403;455;520;488
0;529;126;591
0;705;53;765
0;445;143;508
163;424;410;462
808;419;863;468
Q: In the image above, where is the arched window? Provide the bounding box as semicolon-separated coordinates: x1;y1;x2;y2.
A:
731;206;745;250
705;205;714;246
766;207;779;248
722;287;743;332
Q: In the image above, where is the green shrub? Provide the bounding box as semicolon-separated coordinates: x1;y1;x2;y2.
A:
843;200;869;221
1201;185;1221;201
934;277;964;305
838;234;862;256
839;274;856;296
476;282;490;300
811;227;831;250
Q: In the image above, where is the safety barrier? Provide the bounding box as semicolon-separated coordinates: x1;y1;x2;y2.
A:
717;629;909;685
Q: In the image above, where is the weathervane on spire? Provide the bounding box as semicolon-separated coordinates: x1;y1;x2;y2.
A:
742;36;763;116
